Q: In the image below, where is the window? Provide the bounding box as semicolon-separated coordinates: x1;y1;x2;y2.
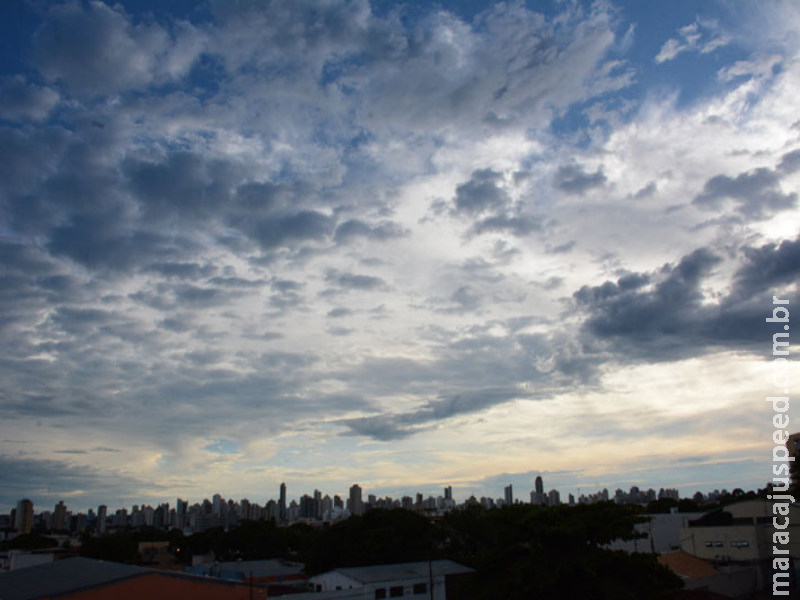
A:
390;585;404;597
731;540;750;548
413;582;427;594
375;590;387;600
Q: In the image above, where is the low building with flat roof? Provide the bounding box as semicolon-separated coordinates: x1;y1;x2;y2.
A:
0;556;266;600
307;559;473;600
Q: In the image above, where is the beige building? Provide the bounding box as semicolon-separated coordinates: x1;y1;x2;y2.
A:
679;499;800;596
680;499;800;562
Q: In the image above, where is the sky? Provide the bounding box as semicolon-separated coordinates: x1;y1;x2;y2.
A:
1;0;799;514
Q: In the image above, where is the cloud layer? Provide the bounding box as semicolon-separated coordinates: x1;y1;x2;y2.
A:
0;0;798;510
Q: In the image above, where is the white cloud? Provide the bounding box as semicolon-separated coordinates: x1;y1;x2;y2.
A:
655;18;731;63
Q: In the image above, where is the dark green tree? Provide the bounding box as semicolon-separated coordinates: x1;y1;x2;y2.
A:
439;503;682;600
306;508;436;574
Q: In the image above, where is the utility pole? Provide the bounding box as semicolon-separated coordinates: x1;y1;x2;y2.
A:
429;558;434;600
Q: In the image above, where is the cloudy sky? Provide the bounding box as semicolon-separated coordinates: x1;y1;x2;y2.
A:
1;0;799;513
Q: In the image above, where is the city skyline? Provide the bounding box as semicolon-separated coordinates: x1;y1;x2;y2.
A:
3;478;703;522
1;0;798;511
0;475;750;517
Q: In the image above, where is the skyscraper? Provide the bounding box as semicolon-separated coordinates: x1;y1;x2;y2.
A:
299;494;314;519
504;484;513;506
314;489;322;520
279;482;287;521
212;494;223;516
97;505;107;534
53;500;67;531
349;484;363;516
175;498;187;530
531;475;545;505
15;499;33;534
786;432;800;494
444;486;452;501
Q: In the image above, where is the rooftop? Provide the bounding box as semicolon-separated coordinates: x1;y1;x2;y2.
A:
658;551;719;580
323;559;473;585
0;557;143;600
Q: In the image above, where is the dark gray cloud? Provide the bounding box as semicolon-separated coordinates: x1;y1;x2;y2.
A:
158;315;196;333
145;262;217;280
0;75;59;121
48;212;190;271
185;349;223;366
268;279;306;312
453;169;511;215
48;306;115;334
693;166;796;217
324;270;388;292
210;0;368;77
0;454;155;509
574;239;800;361
32;1;203;97
174;284;234;307
250;211;335;250
334;219;407;244
327;326;354;336
554;164;607;194
451;169;541;238
342;386;542;441
532;276;564;290
234;181;285;213
0;126;71;214
124;152;241;221
332;325;585;441
441;285;483;314
546;241;576;254
0;241;59;278
574;249;722;355
629;181;657;200
459;258;505;283
207;276;266;288
471;213;542;237
777;149;800;174
731;237;800;300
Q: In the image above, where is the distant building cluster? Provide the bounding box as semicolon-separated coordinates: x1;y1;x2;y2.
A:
6;478;740;540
